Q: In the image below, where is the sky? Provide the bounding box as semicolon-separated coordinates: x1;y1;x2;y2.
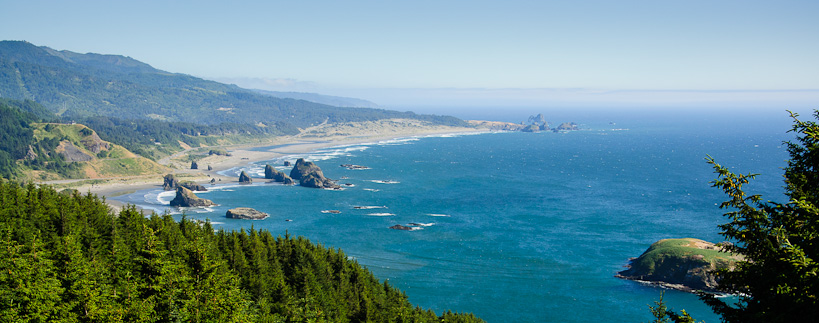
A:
1;0;818;110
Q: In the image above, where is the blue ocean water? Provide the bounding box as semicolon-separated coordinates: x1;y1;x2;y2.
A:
114;109;797;322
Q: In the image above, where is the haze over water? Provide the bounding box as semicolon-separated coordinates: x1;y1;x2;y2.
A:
116;108;798;322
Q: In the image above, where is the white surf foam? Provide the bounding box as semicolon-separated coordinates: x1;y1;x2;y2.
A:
370;180;400;184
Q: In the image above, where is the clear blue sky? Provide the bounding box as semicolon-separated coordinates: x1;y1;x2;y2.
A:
1;0;818;108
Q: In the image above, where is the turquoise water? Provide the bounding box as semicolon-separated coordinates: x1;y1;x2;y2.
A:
114;110;795;322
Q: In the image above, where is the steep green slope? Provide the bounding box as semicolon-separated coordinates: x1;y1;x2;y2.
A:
0;181;483;322
0;41;466;128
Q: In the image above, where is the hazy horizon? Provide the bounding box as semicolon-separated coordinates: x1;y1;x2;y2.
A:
2;1;817;111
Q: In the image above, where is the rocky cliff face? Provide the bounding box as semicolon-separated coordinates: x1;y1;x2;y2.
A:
169;186;215;207
616;238;742;293
56;140;94;162
80;130;110;153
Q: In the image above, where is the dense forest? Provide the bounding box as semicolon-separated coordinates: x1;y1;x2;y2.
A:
0;41;466;128
0;181;483;322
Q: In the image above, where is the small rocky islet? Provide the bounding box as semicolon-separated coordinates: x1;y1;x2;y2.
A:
616;238;743;293
226;207;269;220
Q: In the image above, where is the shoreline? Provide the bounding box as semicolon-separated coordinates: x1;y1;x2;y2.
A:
71;124;487;214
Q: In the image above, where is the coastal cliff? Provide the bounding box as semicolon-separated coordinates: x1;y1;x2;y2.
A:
616;238;742;293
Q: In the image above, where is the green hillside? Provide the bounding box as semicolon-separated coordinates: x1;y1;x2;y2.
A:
0;41;465;128
0;98;171;180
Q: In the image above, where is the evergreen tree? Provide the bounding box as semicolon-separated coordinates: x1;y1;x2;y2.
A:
700;111;819;322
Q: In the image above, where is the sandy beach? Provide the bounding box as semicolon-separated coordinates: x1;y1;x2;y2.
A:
61;119;486;213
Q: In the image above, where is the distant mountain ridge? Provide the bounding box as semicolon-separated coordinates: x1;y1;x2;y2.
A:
251;89;381;108
0;40;464;128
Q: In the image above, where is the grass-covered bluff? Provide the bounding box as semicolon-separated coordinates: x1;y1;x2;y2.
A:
617;238;743;292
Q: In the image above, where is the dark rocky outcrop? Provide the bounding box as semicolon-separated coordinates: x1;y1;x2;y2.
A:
179;181;207;192
239;170;252;184
80;130;110;153
226;207;269;220
57;140;94;162
289;158;323;181
163;174;179;190
389;224;414;231
207;165;213;171
169;187;215;207
191;161;199;169
290;158;340;189
264;164;278;179
284;161;292;167
616;238;742;293
300;173;339;189
25;145;38;160
265;164;295;184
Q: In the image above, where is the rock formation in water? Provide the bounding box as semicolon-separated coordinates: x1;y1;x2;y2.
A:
265;164;295;184
289;158;321;180
163;174;179;190
179;181;207;192
239;170;252;184
169;186;215;207
554;122;578;132
226;207;269;220
289;158;339;189
616;238;742;293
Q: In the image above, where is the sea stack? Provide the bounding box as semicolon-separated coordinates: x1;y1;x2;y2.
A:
265;164;295;184
191;161;198;169
289;158;339;189
169;186;215;207
239;170;252;184
163;174;179;190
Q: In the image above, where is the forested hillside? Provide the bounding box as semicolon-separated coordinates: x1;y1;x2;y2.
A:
0;98;77;179
0;41;465;128
0;181;483;322
0;98;175;180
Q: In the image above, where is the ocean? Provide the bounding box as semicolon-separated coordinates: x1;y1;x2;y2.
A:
114;108;800;322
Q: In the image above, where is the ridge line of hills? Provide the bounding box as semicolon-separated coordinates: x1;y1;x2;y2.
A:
0;40;470;180
0;40;463;127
